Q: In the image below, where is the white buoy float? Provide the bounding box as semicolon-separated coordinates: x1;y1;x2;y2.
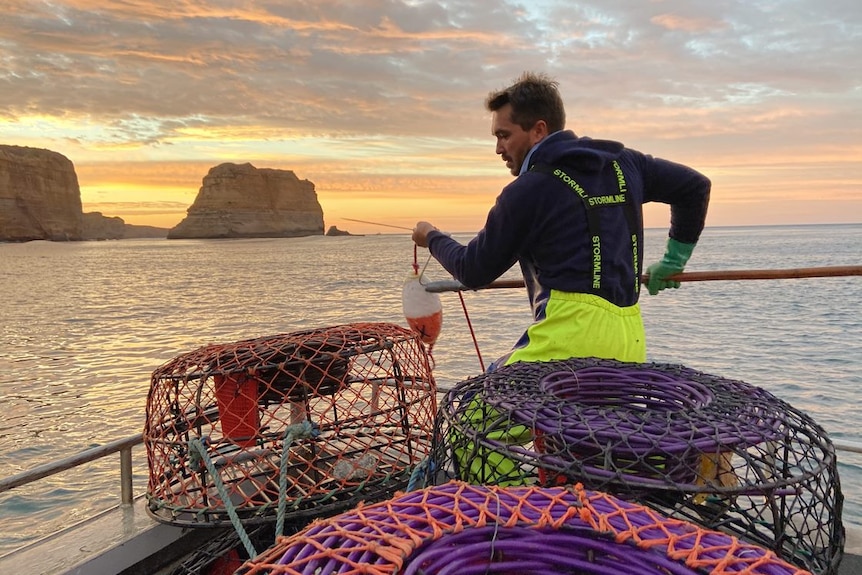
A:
402;270;443;348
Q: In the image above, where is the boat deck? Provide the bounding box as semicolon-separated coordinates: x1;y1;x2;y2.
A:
841;553;862;575
0;498;221;575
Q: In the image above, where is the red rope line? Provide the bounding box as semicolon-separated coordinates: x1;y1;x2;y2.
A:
457;291;485;372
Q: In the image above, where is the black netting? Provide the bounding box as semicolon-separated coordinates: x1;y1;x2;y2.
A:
427;357;843;575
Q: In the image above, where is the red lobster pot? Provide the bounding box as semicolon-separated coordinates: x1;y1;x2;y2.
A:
144;322;437;527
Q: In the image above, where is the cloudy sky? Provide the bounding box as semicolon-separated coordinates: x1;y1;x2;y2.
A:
2;0;860;233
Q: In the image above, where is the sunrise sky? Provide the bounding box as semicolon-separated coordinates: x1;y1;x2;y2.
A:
2;0;860;234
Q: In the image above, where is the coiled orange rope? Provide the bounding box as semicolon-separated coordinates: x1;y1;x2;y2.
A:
239;481;812;575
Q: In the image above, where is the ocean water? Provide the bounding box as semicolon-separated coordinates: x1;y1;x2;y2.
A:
0;224;860;554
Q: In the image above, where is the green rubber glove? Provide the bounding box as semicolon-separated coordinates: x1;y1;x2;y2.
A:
646;238;696;295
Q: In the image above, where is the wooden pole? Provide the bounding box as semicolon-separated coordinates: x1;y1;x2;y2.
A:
649;265;862;282
422;265;862;293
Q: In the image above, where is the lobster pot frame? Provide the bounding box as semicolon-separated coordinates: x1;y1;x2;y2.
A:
145;322;436;527
429;358;843;575
239;481;813;575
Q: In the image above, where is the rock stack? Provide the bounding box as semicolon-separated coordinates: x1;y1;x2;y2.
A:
168;163;324;239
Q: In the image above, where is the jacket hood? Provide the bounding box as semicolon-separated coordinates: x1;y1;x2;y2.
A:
532;130;624;172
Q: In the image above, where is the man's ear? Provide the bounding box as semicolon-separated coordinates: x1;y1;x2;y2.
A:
530;120;549;145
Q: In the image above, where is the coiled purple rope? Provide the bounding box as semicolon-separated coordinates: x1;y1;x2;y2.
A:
266;482;806;575
464;358;787;487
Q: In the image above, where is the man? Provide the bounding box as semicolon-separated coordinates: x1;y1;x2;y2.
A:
413;72;710;366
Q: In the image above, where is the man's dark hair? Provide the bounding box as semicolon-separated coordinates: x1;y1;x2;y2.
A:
485;72;566;133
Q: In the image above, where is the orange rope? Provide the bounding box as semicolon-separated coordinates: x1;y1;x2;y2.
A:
572;486;812;575
241;481;813;575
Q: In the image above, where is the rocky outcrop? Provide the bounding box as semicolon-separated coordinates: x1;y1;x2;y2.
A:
0;145;83;241
81;212;168;240
124;223;169;239
325;226;356;236
168;163;324;239
81;212;126;240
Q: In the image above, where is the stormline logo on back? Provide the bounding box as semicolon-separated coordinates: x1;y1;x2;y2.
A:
552;162;634;292
552;168;627;206
591;234;602;289
548;169;603;287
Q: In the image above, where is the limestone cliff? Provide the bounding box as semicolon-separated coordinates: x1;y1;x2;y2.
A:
0;145;83;241
168;163;324;239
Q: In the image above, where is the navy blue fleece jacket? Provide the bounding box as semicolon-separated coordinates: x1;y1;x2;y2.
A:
426;130;710;311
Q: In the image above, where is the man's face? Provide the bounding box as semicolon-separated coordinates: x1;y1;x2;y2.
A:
491;103;545;176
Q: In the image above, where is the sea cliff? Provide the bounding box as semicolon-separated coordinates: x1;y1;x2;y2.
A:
0;145;84;241
0;147;323;242
168;163;324;239
0;145;170;241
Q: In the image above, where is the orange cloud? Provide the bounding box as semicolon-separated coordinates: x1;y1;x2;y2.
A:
651;13;725;33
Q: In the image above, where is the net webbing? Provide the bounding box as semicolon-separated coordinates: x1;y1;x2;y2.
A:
238;481;812;575
428;358;844;574
144;322;437;527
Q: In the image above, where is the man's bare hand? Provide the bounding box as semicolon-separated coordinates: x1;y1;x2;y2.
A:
412;221;439;247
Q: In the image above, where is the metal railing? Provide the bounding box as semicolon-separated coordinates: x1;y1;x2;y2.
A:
834;439;862;455
2;432;862;505
0;433;144;505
